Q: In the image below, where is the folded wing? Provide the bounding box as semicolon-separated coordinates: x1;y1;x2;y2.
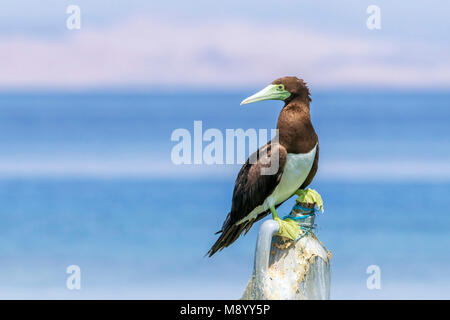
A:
207;142;287;256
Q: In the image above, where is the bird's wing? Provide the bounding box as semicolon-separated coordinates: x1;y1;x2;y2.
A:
207;142;287;256
300;143;319;189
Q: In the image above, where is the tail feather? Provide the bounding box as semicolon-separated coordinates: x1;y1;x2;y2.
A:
207;211;270;257
207;213;246;257
207;223;245;257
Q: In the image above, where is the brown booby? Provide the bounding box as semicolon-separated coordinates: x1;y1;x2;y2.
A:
207;76;319;257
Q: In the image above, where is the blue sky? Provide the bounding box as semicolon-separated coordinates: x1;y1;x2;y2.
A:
1;0;449;89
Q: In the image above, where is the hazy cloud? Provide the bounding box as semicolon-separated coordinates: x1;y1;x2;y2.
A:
1;17;449;89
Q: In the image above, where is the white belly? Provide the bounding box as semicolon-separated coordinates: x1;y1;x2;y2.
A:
238;144;317;224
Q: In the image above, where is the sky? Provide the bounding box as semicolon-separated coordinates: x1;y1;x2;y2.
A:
1;0;450;90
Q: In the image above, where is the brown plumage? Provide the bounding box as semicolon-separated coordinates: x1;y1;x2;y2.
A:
207;76;318;257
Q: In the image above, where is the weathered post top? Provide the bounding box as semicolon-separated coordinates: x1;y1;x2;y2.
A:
241;189;331;300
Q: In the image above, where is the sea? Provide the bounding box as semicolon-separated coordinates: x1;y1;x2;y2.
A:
0;90;448;299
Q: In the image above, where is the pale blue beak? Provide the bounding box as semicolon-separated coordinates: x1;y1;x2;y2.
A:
240;84;291;105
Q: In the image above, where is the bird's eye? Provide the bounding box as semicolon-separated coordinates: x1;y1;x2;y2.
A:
278;85;283;90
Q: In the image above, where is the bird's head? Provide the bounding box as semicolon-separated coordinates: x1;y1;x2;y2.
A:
240;76;311;105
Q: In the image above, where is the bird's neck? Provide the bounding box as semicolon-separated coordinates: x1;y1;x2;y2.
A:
276;100;318;154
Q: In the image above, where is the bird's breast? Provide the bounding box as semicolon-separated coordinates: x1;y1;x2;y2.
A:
264;144;317;209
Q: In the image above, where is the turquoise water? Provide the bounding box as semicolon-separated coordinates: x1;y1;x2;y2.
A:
0;91;448;299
